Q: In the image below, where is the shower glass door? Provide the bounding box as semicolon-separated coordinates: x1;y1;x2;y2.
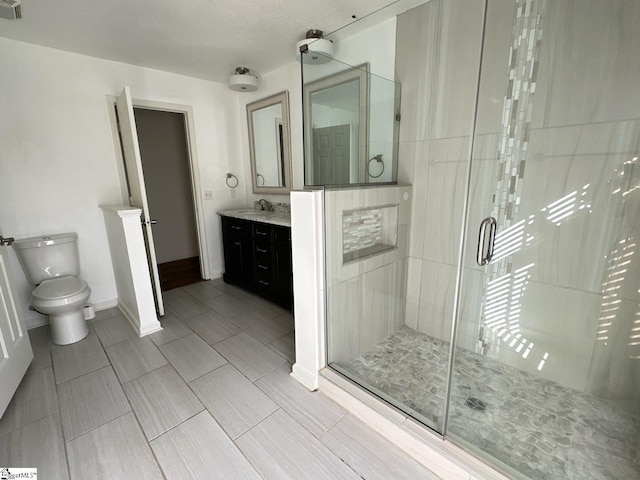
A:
447;0;640;478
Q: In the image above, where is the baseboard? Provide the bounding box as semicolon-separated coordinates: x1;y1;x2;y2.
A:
290;363;318;391
117;301;162;337
117;301;141;335
26;297;119;330
25;310;48;329
139;319;163;336
209;271;223;281
92;297;118;312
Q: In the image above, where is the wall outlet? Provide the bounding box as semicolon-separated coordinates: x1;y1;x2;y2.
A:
204;190;213;200
230;188;237;199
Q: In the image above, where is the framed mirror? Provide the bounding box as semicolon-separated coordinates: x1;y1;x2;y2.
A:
303;64;369;186
247;91;292;194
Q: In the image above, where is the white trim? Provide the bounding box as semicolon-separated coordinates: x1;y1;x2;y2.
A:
25;296;119;330
25;311;47;329
91;297;118;312
290;364;318;391
117;300;162;337
290;189;326;391
105;95;211;280
319;369;510;480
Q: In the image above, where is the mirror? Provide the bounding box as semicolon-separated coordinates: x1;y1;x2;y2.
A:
302;55;401;186
304;64;369;185
247;91;292;194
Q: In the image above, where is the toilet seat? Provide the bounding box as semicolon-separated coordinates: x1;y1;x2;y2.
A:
32;276;90;308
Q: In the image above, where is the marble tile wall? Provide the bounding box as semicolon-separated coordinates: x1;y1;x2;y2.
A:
325;186;411;363
396;0;487;348
396;0;640;403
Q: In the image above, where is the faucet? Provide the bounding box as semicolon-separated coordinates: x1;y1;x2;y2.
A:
258;198;270;211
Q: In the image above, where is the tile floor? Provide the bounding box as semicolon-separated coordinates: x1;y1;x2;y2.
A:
0;279;440;480
339;326;640;480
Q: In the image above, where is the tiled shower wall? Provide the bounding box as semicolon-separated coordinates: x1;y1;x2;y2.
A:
396;0;487;344
396;0;640;405
325;185;411;364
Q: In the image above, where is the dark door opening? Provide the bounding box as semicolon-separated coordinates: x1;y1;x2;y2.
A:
133;108;202;291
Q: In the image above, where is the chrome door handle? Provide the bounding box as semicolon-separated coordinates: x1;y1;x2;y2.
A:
476;217;497;266
141;219;158;226
0;235;15;246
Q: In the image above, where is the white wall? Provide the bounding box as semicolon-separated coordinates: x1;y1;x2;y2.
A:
237;61;304;205
0;37;248;327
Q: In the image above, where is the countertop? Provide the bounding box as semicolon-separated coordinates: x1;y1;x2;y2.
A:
218;209;291;227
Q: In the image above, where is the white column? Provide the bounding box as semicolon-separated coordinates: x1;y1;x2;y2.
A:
290;190;325;390
100;205;162;337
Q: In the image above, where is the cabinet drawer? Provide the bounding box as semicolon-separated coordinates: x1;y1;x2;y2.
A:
222;217;250;236
254;243;272;256
255;265;274;291
255;261;272;274
253;224;271;240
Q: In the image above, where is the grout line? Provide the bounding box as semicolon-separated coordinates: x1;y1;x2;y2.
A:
24;287;303;479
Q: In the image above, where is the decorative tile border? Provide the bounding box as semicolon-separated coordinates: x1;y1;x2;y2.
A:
480;0;546;358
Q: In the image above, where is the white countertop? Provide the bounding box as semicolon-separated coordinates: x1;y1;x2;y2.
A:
217;209;291;227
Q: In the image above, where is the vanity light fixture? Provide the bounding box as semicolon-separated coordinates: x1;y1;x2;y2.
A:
229;67;259;92
296;29;334;65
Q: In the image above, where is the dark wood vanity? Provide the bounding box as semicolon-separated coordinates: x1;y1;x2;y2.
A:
220;214;292;310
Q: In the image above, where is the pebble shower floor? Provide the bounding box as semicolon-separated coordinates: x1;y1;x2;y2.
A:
337;326;640;480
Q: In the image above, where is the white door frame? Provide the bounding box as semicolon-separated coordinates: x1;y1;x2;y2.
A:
106;96;211;280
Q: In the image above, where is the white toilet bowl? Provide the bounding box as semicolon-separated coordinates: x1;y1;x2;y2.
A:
32;276;91;345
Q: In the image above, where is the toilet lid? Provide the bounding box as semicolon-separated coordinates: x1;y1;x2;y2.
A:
33;277;88;300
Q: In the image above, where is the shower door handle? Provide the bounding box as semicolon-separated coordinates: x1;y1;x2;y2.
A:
476;217;497;266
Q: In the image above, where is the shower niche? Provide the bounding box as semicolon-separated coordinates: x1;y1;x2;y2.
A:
342;204;398;263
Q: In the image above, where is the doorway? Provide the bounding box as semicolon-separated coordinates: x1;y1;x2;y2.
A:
133;108;202;291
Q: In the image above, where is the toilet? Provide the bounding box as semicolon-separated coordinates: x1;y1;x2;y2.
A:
14;232;91;345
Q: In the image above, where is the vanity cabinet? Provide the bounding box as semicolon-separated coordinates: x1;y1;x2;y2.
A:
221;216;293;309
221;217;253;285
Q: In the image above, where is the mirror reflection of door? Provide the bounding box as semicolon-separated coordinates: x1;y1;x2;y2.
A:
133;108;202;291
304;64;368;185
312;124;351;185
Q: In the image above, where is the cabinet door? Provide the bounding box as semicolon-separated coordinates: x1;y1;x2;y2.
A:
222;218;253;286
274;226;293;306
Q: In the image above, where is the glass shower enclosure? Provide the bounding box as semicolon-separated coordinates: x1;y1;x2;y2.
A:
310;0;640;478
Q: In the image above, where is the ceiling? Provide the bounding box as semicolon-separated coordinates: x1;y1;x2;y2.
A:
0;0;400;83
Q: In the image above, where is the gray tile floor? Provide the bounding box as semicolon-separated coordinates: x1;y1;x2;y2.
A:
339;326;640;480
0;279;439;480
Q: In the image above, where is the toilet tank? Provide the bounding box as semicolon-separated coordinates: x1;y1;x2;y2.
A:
13;232;81;285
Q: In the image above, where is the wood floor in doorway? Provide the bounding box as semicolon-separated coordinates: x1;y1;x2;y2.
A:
158;256;201;291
